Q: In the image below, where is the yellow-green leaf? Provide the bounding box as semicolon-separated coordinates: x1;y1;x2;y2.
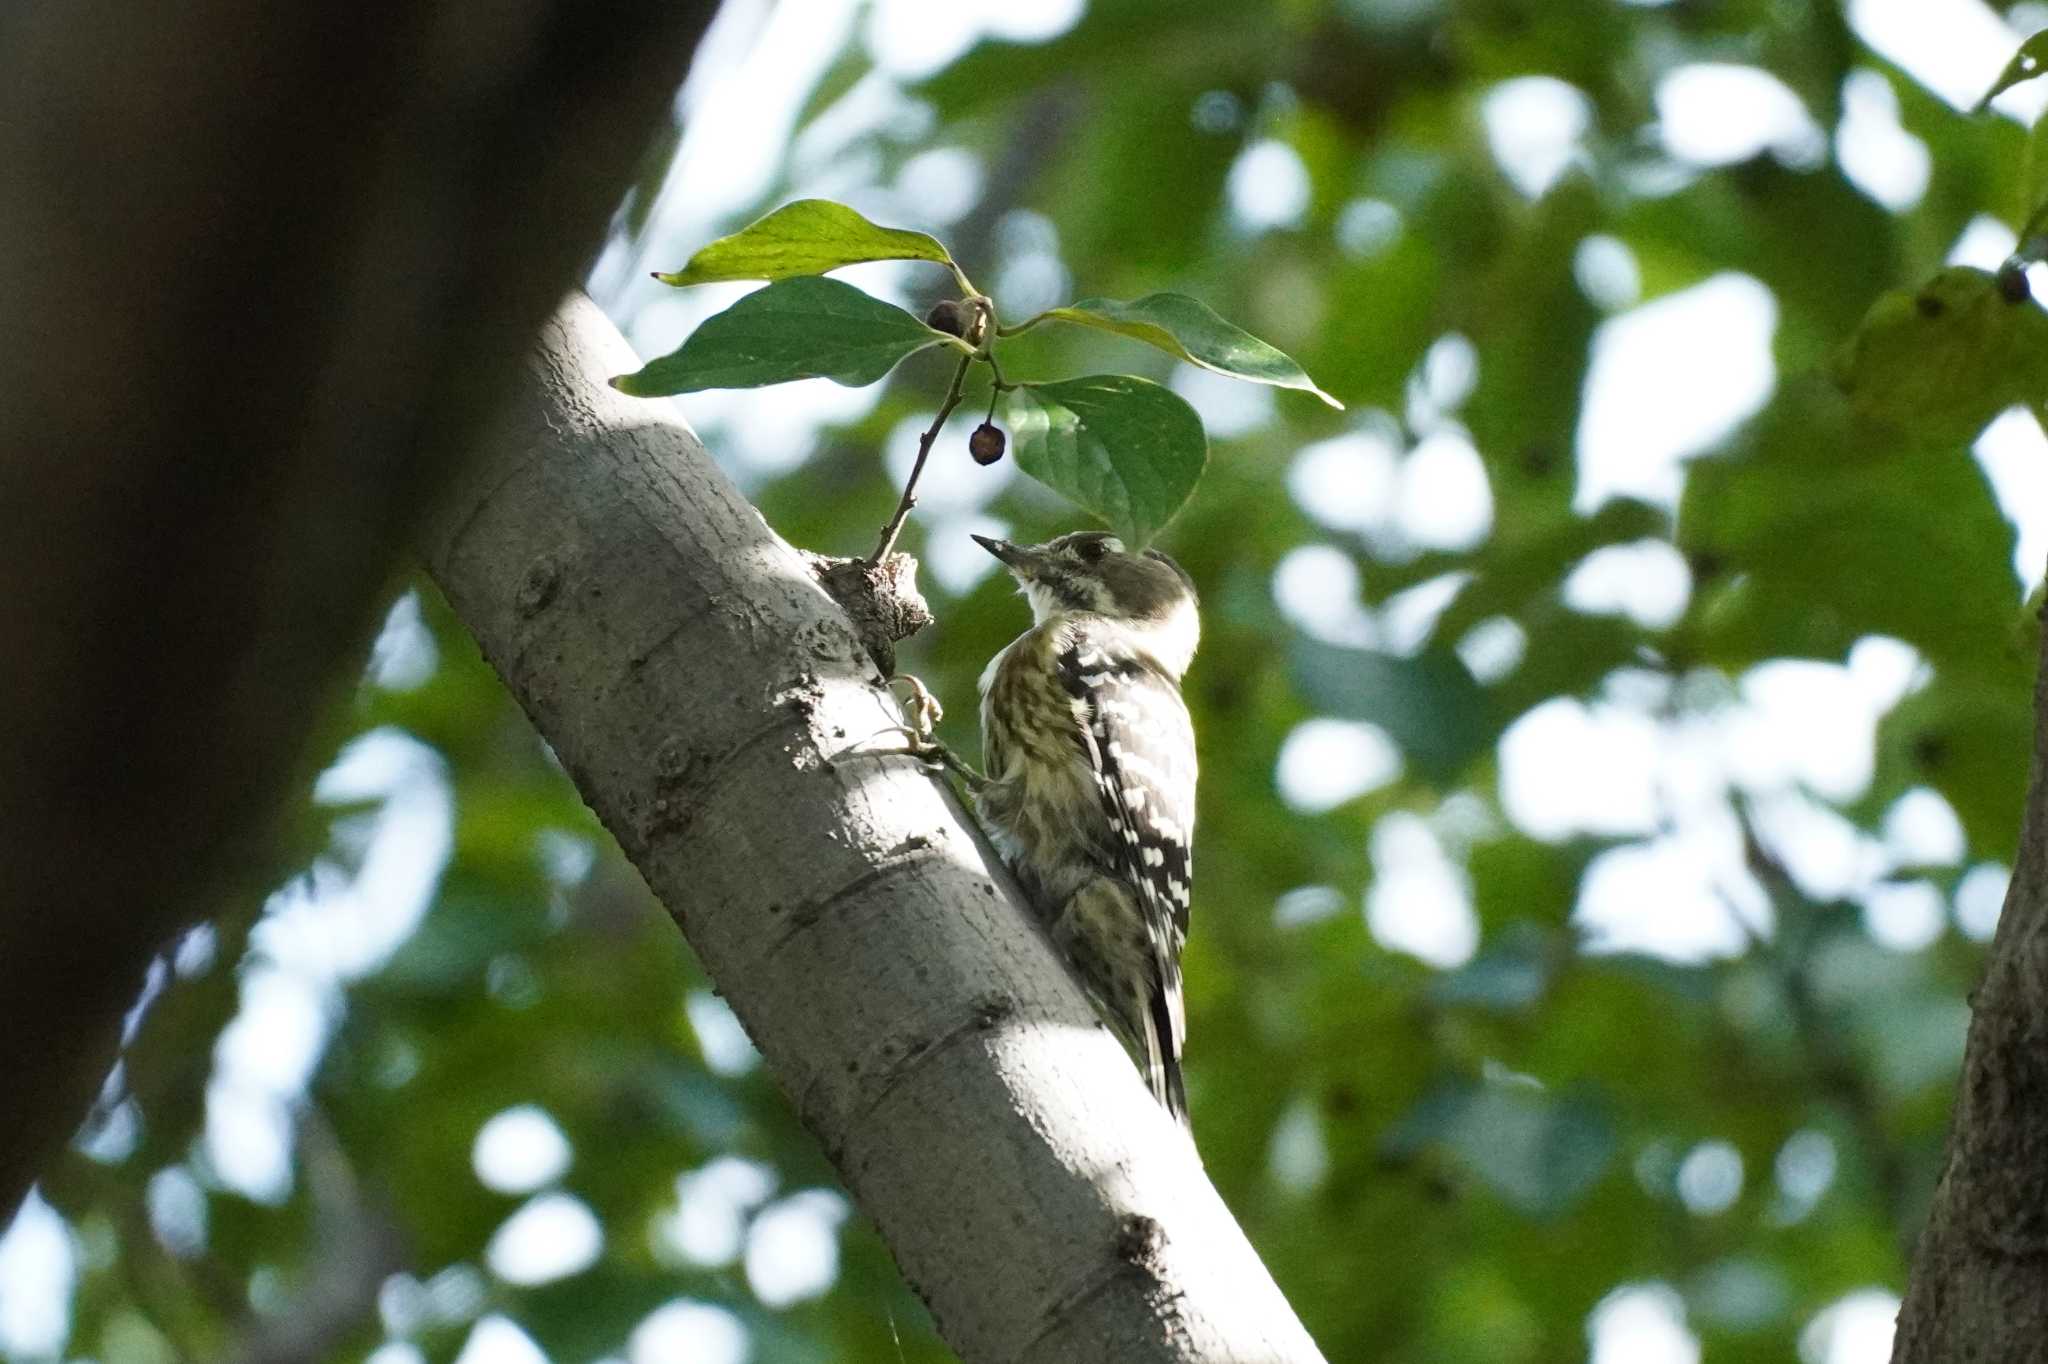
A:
1828;265;2048;448
1978;28;2048;110
653;199;952;287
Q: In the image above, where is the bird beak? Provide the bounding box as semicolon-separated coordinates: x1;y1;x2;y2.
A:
972;534;1030;571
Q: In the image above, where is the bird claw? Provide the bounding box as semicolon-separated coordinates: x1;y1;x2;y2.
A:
887;674;944;740
868;675;984;790
873;724;986;792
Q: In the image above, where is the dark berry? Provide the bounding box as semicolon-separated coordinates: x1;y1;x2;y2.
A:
969;422;1006;465
926;299;969;337
1999;260;2033;304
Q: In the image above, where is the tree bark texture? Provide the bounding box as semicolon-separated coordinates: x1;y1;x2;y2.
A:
0;1;713;1219
1892;616;2048;1361
424;294;1328;1364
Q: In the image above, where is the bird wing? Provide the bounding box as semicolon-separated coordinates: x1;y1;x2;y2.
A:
1056;622;1196;1116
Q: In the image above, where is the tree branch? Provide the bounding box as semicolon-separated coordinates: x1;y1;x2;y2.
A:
1892;609;2048;1361
423;294;1327;1364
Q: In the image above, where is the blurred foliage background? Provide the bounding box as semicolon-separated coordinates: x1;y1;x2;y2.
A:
11;1;2048;1361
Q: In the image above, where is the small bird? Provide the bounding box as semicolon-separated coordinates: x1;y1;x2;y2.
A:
971;531;1199;1125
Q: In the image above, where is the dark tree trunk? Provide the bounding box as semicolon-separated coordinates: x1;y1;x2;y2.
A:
0;0;716;1220
1892;615;2048;1361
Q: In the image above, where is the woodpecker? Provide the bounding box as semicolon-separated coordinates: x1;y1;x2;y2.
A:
971;531;1199;1125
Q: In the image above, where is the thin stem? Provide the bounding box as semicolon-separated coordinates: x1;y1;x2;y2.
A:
995;310;1054;338
982;351;1009;425
869;351;975;566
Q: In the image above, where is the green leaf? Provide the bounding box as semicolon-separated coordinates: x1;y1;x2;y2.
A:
517;1273;684;1364
653;198;952;286
1382;1080;1616;1219
1446;1087;1615;1219
1679;383;2021;675
1872;680;2033;862
1427;927;1552;1012
1007;375;1207;546
612;276;949;396
1042;293;1343;408
1978;29;2048;110
1289;639;1494;786
1828;266;2048;447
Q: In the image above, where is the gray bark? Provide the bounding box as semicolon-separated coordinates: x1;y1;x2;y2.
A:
425;294;1328;1364
1892;618;2048;1361
0;0;713;1218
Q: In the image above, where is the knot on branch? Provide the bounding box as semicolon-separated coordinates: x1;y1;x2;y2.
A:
802;550;933;676
515;550;567;617
1116;1213;1168;1272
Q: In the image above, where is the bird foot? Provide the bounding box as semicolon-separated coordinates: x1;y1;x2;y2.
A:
869;675;986;791
886;674;944;739
875;725;987;792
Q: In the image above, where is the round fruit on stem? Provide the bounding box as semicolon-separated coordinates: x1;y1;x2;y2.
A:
969;422;1006;466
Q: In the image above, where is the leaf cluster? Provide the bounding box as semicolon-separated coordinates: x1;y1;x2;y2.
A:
614;198;1337;548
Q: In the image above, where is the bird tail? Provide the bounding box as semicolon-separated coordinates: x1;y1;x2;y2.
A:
1144;978;1190;1128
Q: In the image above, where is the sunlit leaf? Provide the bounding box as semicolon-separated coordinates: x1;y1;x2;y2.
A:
1007;375;1207;547
653;198;952;286
1618;160;1897;372
1873;681;2033;862
1040;293;1343;407
1977;28;2048;110
1679;389;2019;673
612;277;950;396
1829;265;2048;447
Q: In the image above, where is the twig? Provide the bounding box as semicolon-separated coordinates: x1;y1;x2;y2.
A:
995;310;1053;338
869;350;975;566
981;353;1007;427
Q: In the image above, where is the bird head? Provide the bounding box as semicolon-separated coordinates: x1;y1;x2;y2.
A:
972;531;1199;676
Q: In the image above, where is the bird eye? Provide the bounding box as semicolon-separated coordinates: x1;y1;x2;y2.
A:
1077;538;1109;563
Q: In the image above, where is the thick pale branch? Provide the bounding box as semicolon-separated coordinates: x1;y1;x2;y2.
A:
424;295;1326;1364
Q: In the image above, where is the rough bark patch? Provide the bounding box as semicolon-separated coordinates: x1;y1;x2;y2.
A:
803;550;933;676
